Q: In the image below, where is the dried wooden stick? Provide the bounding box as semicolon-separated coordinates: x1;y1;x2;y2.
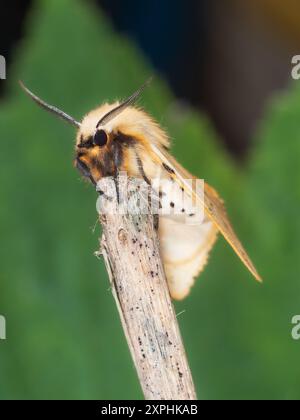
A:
96;174;197;400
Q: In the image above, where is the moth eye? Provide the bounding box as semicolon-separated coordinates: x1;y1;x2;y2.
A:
94;129;108;147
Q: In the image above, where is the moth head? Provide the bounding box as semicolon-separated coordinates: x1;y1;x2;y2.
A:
19;79;152;185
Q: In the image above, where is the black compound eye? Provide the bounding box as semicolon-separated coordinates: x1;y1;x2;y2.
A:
94;129;108;147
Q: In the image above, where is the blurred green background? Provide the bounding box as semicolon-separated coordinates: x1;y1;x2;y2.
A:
0;0;300;400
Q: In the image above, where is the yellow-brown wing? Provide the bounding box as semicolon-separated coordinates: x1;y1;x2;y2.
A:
151;144;262;282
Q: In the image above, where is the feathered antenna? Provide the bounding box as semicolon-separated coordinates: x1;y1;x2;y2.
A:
96;77;153;128
19;81;81;128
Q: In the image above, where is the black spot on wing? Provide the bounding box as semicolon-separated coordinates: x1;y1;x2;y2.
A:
162;162;175;174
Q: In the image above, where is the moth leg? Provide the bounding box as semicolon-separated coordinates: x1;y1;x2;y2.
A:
153;214;159;231
114;173;121;204
96;188;113;202
135;152;151;186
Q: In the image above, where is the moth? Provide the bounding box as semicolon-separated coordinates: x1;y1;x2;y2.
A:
20;80;261;300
